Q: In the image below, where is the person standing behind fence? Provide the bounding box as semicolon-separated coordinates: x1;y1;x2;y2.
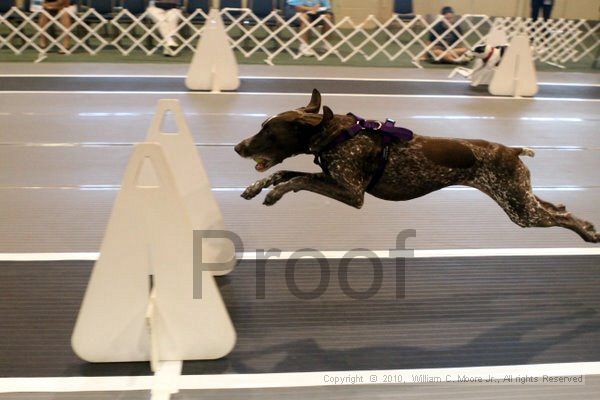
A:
428;6;469;64
147;0;183;57
531;0;554;20
38;0;73;53
287;0;333;57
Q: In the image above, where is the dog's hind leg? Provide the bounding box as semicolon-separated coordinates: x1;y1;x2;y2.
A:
472;160;599;243
535;195;566;213
242;171;313;200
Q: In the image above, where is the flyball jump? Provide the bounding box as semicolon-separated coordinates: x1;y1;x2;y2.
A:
235;89;599;243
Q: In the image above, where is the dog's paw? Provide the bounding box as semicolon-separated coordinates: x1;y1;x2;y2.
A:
241;184;263;200
581;230;600;243
263;190;283;206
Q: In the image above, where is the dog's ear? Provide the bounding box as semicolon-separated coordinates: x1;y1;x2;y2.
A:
301;89;321;114
473;44;486;54
308;106;337;153
319;106;334;127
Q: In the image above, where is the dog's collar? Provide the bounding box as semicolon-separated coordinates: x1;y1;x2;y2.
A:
482;47;495;64
314;113;413;191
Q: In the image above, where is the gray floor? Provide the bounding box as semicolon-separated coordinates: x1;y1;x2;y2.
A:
0;77;599;252
0;64;599;399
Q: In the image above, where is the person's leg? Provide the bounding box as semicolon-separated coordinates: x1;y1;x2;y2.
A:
320;13;332;34
317;13;334;50
431;47;445;61
38;12;50;48
298;13;310;44
432;46;461;63
298;13;316;56
59;9;72;50
447;47;470;63
164;9;181;47
531;0;542;19
542;3;552;20
146;6;171;44
452;47;468;56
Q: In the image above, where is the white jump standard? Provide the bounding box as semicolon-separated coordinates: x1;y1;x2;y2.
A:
72;101;237;400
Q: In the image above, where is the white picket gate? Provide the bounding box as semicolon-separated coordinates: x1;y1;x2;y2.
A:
0;6;597;68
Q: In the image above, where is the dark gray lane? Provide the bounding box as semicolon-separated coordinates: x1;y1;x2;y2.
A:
172;380;600;400
1;256;599;377
1;77;599;99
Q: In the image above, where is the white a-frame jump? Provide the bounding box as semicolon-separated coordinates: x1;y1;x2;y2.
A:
489;34;538;97
185;8;240;92
71;143;236;366
145;99;236;275
486;24;509;47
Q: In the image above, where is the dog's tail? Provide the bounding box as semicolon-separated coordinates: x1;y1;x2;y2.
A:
517;147;536;158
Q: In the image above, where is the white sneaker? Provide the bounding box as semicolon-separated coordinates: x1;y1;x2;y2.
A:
34;52;47;63
320;42;333;52
299;43;316;57
163;46;176;57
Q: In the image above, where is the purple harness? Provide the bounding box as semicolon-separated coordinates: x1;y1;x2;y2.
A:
314;113;413;191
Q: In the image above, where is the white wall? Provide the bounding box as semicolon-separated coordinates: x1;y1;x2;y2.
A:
332;0;600;20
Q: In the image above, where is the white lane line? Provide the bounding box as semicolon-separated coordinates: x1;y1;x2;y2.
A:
243;76;600;87
0;74;186;78
1;247;599;262
1;91;597;102
0;186;595;192
0;362;598;393
1;74;598;87
0;143;596;149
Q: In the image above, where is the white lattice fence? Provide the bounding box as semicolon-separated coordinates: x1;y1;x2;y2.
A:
0;7;598;68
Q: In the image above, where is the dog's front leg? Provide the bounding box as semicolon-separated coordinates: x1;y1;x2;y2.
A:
242;171;313;200
264;174;364;208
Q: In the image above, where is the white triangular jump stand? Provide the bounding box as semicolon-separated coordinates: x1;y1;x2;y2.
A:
71;143;236;368
145;99;235;276
486;24;508;47
489;34;538;97
185;8;240;92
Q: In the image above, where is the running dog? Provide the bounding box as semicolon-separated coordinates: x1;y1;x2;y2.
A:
235;89;599;243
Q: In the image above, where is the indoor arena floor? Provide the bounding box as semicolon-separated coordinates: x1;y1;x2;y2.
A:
0;63;599;399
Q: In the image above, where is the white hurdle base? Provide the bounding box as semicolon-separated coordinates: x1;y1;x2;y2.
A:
185;8;240;92
71;142;236;365
72;141;237;399
489;34;538;97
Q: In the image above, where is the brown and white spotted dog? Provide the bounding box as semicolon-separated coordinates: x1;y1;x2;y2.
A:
235;89;599;243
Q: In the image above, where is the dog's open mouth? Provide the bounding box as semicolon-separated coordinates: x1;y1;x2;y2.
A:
253;157;276;172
